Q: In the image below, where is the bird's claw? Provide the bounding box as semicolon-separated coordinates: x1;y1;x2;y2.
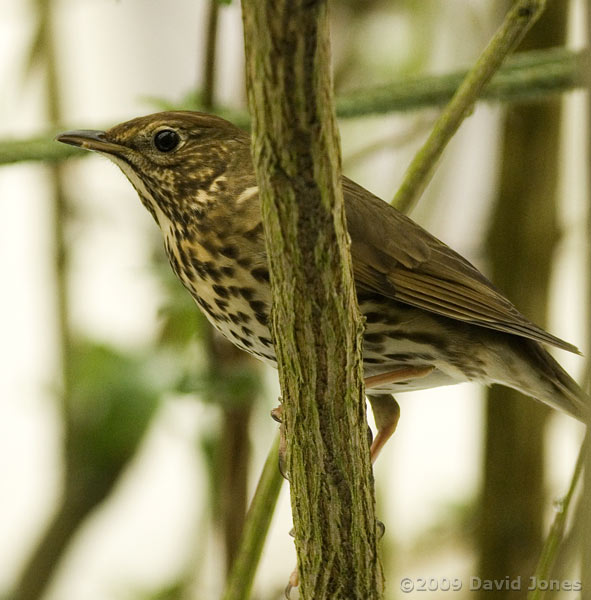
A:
271;405;283;423
377;519;385;539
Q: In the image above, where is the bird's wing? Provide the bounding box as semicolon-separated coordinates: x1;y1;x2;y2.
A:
344;177;579;354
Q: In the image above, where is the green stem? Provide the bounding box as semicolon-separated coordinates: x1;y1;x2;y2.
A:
221;435;283;600
0;133;79;165
526;437;587;600
392;0;547;213
337;47;586;118
3;47;587;167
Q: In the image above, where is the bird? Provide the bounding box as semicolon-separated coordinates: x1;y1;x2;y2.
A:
57;110;588;460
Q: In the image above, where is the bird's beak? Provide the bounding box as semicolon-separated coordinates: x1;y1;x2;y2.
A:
55;130;125;156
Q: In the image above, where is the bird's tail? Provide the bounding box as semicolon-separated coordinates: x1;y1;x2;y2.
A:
515;340;589;424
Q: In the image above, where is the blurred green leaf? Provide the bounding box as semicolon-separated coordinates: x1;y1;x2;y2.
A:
157;296;208;348
140;90;203;112
65;341;162;476
175;366;262;409
122;580;185;600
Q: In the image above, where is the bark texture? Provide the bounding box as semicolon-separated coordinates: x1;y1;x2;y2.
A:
242;1;382;598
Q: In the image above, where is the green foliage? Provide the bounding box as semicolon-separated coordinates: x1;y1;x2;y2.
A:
191;367;263;408
64;341;162;473
156;276;209;349
121;580;186;600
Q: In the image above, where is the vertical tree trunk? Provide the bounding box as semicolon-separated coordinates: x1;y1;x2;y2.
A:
242;2;383;598
198;2;257;575
479;1;568;590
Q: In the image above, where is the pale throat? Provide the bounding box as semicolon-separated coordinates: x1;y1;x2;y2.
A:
108;155;175;228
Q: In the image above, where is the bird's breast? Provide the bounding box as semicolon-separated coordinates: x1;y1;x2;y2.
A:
162;227;277;365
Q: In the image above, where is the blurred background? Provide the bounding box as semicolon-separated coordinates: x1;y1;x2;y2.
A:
0;0;588;599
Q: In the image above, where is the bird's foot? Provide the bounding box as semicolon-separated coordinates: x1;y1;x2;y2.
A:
367;394;401;463
365;366;433;463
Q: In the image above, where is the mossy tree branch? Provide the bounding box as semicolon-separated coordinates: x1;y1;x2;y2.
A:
242;1;382;599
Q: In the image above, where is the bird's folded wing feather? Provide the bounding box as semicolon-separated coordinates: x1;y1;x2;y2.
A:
343;177;579;354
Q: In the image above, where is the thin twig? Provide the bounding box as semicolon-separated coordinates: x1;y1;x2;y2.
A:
222;435;284;600
0;133;80;165
392;0;547;213
526;437;587;600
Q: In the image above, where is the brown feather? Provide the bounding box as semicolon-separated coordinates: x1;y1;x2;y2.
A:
343;177;580;355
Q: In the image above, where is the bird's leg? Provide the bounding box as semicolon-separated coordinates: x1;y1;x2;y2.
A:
365;366;434;463
365;365;434;390
367;394;400;464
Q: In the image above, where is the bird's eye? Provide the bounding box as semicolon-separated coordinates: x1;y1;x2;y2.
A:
153;129;180;153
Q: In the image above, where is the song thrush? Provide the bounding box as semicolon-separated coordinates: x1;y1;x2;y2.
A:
57;111;588;458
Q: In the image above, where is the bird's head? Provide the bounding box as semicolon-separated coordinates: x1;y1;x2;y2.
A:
57;111;252;227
